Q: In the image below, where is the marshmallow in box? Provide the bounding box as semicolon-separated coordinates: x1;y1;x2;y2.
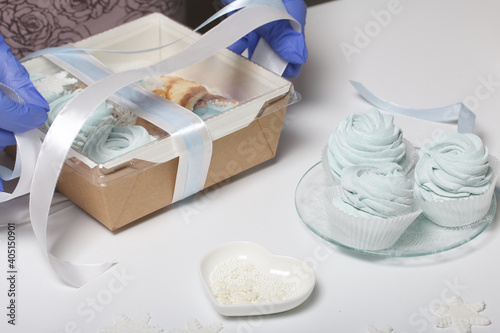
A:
22;13;294;230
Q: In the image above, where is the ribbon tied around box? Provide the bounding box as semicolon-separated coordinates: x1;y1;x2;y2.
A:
0;0;301;287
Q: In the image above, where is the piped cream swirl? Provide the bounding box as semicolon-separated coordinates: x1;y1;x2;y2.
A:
327;108;406;181
44;91;116;151
82;125;153;164
414;133;493;201
336;163;414;218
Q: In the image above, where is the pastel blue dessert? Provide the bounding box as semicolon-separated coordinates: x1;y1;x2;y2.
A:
334;163;414;218
31;71;78;103
414;133;493;201
33;71;152;163
82;125;153;164
193;94;236;120
44;91;116;151
327;108;407;181
34;72;236;164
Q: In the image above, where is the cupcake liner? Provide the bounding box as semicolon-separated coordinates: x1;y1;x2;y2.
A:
324;198;422;251
416;155;499;228
321;146;343;198
321;145;337;184
320;139;420;250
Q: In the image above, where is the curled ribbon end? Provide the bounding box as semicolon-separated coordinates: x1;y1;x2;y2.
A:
49;254;116;288
350;80;476;133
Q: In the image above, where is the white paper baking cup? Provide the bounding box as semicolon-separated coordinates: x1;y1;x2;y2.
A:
415;155;499;228
321;145;337;183
320;147;343;199
324;198;422;251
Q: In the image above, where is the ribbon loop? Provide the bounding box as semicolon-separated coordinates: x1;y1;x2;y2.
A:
0;0;301;287
43;50;210;202
21;0;298;76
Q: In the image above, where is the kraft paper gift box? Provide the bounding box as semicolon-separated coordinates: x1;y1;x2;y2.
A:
21;13;294;230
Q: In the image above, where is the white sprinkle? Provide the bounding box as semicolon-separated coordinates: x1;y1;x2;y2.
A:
209;258;303;305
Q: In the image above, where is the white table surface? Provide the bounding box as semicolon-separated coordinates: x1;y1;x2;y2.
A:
2;0;500;332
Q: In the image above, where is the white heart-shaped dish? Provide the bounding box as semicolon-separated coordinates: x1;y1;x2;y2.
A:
200;241;315;316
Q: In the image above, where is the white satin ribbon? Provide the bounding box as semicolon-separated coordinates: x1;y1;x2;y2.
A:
21;0;298;76
0;92;70;229
252;39;289;76
43;51;210;202
351;81;476;134
0;83;42;202
7;2;300;287
0;83;23;186
0;132;42;202
350;81;500;193
0;193;71;225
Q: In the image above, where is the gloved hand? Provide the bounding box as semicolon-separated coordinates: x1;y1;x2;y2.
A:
1;34;49;191
223;0;308;78
0;34;48;150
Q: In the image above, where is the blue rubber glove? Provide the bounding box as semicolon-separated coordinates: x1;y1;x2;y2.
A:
0;34;49;150
223;0;308;78
0;34;49;191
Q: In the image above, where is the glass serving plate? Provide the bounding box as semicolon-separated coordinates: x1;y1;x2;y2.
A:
295;162;496;257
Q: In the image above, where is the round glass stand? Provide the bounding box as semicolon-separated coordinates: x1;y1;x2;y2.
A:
295;162;496;257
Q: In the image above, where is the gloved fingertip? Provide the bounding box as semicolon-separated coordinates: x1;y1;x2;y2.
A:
37;96;50;112
283;63;303;79
0;130;17;147
17;85;50;111
272;32;308;65
27;103;49;128
32;89;50;111
0;102;49;133
290;37;308;64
